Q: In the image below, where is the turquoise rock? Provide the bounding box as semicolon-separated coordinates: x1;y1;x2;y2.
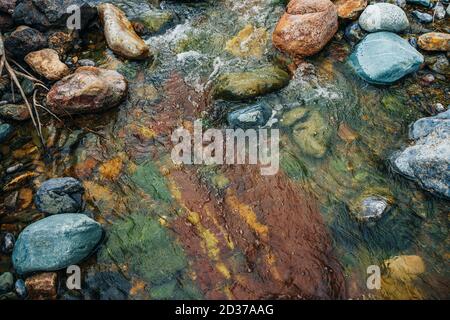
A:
0;123;13;143
359;3;409;33
349;32;424;84
12;214;103;275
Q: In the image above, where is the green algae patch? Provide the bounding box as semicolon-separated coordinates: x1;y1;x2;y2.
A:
99;213;202;299
131;160;172;203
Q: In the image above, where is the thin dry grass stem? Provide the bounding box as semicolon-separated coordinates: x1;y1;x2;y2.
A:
0;33;46;148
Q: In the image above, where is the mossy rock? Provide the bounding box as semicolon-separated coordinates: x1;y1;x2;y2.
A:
213;66;290;101
99;214;189;287
137;10;174;34
131;160;172;203
289;109;332;158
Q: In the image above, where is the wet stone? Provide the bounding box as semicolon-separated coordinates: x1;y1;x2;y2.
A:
0;104;30;121
0;232;16;254
3;26;47;58
35;177;84;214
358;196;389;220
12;214;103;274
0;272;14;294
25;272;57;300
213;66;290;101
406;0;432;8
14;279;27;299
412;10;433;23
0;122;14;144
227;103;272;129
344;22;366;44
348;32;423;84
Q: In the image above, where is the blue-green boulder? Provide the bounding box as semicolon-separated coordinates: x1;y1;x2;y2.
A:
349;32;423;84
12;214;103;274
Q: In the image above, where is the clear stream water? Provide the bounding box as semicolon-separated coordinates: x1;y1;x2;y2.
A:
0;0;448;299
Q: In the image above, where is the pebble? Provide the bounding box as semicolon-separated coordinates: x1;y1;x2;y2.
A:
14;279;27;299
0;232;15;254
0;272;14;294
412;10;433;23
34;177;84;214
25;272;58;300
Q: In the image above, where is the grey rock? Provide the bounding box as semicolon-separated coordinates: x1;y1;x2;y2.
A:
396;0;406;8
348;32;424;84
409;109;450;140
4;26;47;58
412;10;433;23
359;3;409;33
392;120;450;199
227;103;272;129
434;2;446;19
12;0;97;30
12;213;103;274
35;177;84;214
78;59;96;67
0;272;14;294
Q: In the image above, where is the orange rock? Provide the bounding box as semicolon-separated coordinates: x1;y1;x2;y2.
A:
25;49;70;81
272;0;338;58
334;0;367;19
25;272;58;300
418;32;450;51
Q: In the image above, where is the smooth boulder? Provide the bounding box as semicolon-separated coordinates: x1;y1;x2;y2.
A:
358;3;409;33
348;32;423;84
12;214;103;274
98;3;151;60
46;67;127;116
25;49;69;81
35;177;84;214
272;0;338;57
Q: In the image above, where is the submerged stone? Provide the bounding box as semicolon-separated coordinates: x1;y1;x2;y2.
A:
35;177;84;214
213;66;289;101
137;9;174;34
227;103;272;129
348;32;423;84
12;214;103;274
283;108;331;158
